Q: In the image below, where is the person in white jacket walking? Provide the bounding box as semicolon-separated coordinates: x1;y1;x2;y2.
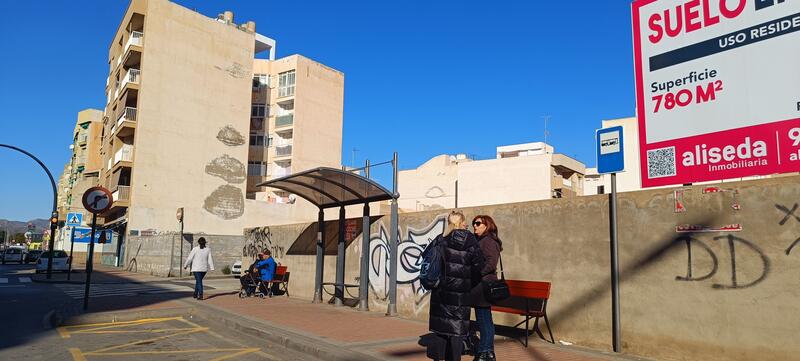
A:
183;237;214;300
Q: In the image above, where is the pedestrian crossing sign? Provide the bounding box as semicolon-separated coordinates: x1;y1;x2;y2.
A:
66;212;83;226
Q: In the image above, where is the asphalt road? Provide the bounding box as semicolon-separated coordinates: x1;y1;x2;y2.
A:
0;264;309;361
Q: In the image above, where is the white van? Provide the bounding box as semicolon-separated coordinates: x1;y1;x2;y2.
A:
2;246;27;264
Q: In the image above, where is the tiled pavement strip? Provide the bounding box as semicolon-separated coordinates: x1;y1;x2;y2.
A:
75;266;649;361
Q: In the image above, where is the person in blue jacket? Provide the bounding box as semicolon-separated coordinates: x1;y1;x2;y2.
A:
257;249;277;296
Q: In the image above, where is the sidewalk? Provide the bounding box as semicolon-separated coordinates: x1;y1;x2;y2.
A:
56;266;649;360
196;291;648;361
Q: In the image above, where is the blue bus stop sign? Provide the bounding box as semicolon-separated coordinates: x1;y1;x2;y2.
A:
597;126;625;174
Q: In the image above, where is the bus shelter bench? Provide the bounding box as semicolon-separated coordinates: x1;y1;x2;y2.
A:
321;282;361;307
491;280;554;347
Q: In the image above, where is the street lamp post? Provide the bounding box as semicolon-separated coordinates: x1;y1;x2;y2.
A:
1;144;59;279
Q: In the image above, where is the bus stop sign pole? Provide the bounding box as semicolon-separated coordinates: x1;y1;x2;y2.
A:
596;126;624;352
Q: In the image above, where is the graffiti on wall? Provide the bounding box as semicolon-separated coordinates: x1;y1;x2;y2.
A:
243;226;285;260
369;215;446;303
675;201;800;289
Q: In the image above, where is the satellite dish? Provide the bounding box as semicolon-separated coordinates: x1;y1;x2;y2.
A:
288;194;297;204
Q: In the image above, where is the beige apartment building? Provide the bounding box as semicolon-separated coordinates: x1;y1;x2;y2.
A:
54;109;118;261
95;0;343;244
56;109;104;220
247;56;344;202
397;142;586;212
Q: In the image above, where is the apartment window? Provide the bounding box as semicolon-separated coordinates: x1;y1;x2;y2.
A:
278;70;295;97
249;134;268;146
248;161;267;176
597;185;605;194
251;103;266;117
252;74;268;89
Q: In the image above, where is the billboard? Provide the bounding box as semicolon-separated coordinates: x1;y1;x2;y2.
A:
633;0;800;187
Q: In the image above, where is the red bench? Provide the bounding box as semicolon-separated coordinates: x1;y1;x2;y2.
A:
268;265;290;297
491;280;553;346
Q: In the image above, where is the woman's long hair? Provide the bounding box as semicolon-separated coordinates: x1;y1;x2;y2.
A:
444;210;467;237
198;237;206;249
473;214;502;250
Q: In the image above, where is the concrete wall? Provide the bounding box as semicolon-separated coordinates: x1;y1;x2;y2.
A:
124;233;245;277
241;175;800;361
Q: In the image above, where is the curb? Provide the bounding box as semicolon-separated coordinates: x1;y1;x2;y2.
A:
61;306;198;326
179;298;390;361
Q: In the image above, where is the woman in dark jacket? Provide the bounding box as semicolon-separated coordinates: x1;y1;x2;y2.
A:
429;210;484;361
471;215;502;361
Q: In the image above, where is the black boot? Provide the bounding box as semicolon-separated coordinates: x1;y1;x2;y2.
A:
473;351;496;361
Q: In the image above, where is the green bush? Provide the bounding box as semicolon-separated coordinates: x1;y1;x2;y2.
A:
221;265;231;275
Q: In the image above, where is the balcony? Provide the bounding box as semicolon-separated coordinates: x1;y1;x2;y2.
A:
124;31;143;53
113;145;134;167
275;114;293;128
111;185;131;209
275;145;292;157
77;134;88;145
115;107;137;133
120;68;140;90
272;167;291;178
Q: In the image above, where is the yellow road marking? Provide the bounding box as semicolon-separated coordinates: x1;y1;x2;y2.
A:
68;348;86;361
85;327;207;354
58;317;183;338
210;348;260;360
86;348;257;356
73;327;200;335
57;326;71;339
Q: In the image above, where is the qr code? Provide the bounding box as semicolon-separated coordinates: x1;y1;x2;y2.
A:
647;146;676;178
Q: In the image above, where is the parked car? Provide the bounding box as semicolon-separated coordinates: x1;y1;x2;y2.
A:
36;250;70;273
232;261;242;278
24;250;43;264
1;246;27;264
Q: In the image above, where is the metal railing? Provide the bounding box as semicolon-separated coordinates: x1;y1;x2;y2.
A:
116;107;137;128
78;134;88;144
124;31;143;51
121;68;140;89
113;185;131;202
247;164;267;176
273;137;292;147
114;145;134;165
275;114;293;128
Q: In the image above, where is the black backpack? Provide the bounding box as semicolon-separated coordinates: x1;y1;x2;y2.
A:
419;235;445;290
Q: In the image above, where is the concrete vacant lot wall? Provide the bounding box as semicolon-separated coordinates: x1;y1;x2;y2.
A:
245;175;800;361
125;233;245;277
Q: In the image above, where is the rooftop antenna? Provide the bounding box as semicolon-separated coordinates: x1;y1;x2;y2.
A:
541;115;551;153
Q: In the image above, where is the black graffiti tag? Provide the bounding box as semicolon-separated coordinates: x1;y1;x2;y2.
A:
711;234;770;290
776;203;800;226
675;236;718;282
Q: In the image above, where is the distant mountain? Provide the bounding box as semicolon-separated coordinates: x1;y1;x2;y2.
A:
0;218;50;235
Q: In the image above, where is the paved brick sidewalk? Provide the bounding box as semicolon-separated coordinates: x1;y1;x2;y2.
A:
200;292;646;361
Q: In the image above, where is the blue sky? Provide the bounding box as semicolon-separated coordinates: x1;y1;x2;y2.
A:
0;1;636;222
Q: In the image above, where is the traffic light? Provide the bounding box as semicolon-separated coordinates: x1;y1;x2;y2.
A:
50;211;58;225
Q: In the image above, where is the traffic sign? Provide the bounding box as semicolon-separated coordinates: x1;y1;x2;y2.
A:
82;186;113;214
72;227;113;244
597;126;625;174
66;212;83;226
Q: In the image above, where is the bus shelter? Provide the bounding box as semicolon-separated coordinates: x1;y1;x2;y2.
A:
257;167;399;313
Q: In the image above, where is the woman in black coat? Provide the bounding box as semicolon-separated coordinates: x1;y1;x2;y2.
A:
428;210;484;360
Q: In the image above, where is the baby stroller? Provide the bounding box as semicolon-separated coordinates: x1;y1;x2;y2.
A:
238;270;269;298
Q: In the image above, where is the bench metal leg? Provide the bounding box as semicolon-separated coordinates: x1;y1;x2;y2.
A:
544;313;554;344
533;316;546;341
525;314;529;347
